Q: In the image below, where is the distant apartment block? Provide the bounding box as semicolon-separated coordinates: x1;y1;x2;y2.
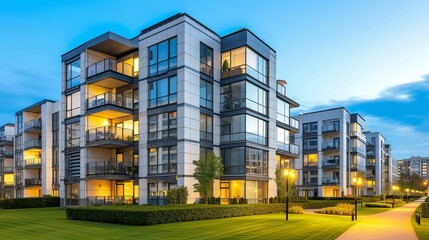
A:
294;108;367;197
59;13;300;206
384;144;397;194
397;156;429;182
14;100;60;198
363;131;385;196
0;123;15;199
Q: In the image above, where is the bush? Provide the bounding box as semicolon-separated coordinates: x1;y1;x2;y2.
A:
0;197;60;209
317;203;354;216
364;203;392;208
288;206;304;214
66;204;286;225
167;186;189;204
419;203;429;218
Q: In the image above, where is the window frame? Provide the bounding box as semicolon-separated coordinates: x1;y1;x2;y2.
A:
200;42;213;77
148;37;178;77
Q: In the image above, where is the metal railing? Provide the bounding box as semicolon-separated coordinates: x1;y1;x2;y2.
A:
24;139;42;149
322;142;340;150
25;178;41;186
322;159;339;168
25;158;42;166
86;126;133;144
322;177;339;184
2;166;14;173
221;98;267;115
322;125;339;133
350;131;366;140
366;160;376;167
277;142;299;155
351;147;365;155
303;161;318;167
87;58;134;78
87;196;135;206
0;135;13;142
87;161;134;176
0;150;14;157
24;119;41;131
87;92;133;110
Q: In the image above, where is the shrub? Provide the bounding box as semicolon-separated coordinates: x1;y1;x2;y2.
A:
66;204;286;225
288;206;304;214
364;203;392;208
167;186;189;204
317;203;354;216
0;197;60;209
419;203;429;218
424;197;429;202
239;198;248;204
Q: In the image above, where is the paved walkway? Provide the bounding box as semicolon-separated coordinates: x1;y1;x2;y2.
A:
336;198;424;240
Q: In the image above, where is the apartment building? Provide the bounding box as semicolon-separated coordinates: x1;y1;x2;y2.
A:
363;131;385;196
14;100;60;198
59;13;299;206
383;144;397;194
397;156;429;182
0;123;15;199
294;108;366;197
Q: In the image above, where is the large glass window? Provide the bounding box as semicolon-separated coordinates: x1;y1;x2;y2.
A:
66;122;79;148
66;59;80;89
200;114;213;141
222;147;267;176
200;43;213;77
221;114;266;145
246;147;268;175
277;99;290;124
303;154;318;167
148;76;177;108
16;114;23;134
276;154;294;169
148;111;177;141
66;91;80;118
277;127;290;150
148;146;177;174
303;138;318;150
221;47;267;83
149;37;177;76
303;122;318;133
221;81;267;115
222;147;245;174
200;80;213;109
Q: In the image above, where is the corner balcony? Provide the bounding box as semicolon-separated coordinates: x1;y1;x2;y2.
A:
24;119;42;133
86;126;133;148
322;125;339;134
2;167;14;174
87;161;135;180
276;116;299;133
86;92;133;118
321;177;339;185
24;139;42;150
86;58;135;88
276;142;299;157
322;142;340;152
25;178;41;187
0;150;14;158
322;159;340;169
0;135;13;146
25;158;42;168
350;131;366;141
351;147;366;156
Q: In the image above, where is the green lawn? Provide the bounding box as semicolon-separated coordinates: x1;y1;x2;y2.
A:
0;207;356;240
358;207;392;216
412;215;429;240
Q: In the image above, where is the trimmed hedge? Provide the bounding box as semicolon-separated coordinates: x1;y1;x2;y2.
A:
66;204;286;225
288;205;304;214
0;197;60;209
317;203;354;216
364;203;392;208
418;203;429;218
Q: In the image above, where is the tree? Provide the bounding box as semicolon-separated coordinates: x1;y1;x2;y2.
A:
275;168;296;202
193;151;224;203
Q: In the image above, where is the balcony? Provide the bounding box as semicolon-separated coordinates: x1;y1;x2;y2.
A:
322;159;340;169
221;98;267;116
86;92;133;118
86;126;133;148
322;142;340;152
24;119;42;133
350;131;366;141
366;174;375;180
86;58;135;88
25;178;41;187
351;147;366;155
367;141;376;148
367;151;375;158
25;158;42;168
24;139;42;150
2;167;14;173
0;135;13;146
3;182;14;187
0;150;14;158
322;125;339;134
15;160;23;169
277;117;300;132
277;142;299;156
366;160;376;168
87;161;134;180
303;162;318;168
322;177;339;185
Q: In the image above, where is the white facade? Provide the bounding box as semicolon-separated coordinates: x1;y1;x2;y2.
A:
363;131;385;196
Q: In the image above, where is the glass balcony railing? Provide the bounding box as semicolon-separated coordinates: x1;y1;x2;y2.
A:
322;177;339;185
322;125;339;133
25;158;42;167
221;98;267;115
25;178;41;186
87;92;133;110
277;142;299;155
303;161;318;167
366;160;376;167
86;196;135;206
24;119;41;132
322;142;340;150
0;150;14;157
322;159;339;168
351;147;366;155
276;83;286;96
2;166;14;173
87;161;135;176
24;139;42;149
0;135;13;143
86;126;133;144
87;58;134;78
350;131;366;140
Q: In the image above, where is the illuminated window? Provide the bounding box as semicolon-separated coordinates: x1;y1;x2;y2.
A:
304;154;318;167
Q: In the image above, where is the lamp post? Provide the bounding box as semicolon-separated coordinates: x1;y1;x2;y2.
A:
284;168;295;221
405;188;410;203
392;185;399;208
352;177;362;220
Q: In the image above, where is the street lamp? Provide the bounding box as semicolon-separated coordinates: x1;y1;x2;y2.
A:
405;188;410;203
352;177;362;220
392;185;399;208
284;168;295;221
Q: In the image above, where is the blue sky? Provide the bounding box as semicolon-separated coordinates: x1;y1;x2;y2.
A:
0;0;428;159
